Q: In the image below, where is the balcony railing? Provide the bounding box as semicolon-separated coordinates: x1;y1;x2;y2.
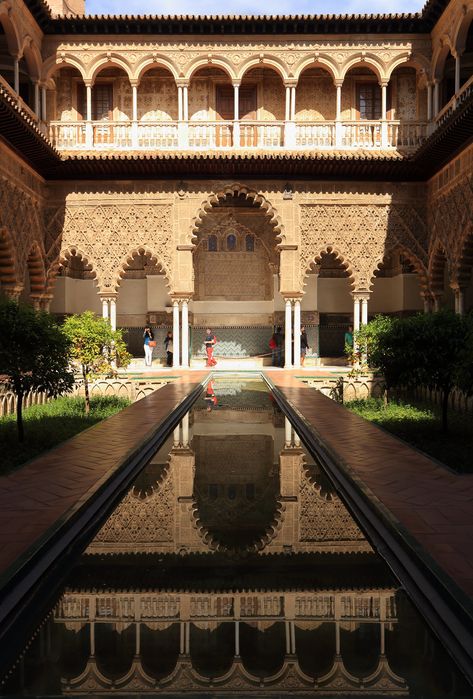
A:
435;74;473;130
49;119;427;152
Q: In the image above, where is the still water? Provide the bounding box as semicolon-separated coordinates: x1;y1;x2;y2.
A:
1;377;472;697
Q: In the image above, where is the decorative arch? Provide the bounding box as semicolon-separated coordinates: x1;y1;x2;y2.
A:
42;55;88;83
46;246;98;296
455;228;473;289
0;8;21;56
20;38;41;80
303;245;355;289
369;245;429;293
386;53;431;81
340;55;385;83
294;55;340;83
189;184;286;246
133;55;179;83
115;245;171;291
24;241;46;298
237;56;289;82
428;241;450;294
432;44;454;82
454;10;473;55
186;57;236;82
0;227;21;294
87;55;133;85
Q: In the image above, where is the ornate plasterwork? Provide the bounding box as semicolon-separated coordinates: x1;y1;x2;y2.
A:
299;201;429;292
47;201;173;292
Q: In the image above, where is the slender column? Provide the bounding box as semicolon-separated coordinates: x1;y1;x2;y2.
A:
185;621;190;655
361;296;368;325
178;86;183;121
433;295;440;312
102;297;109;320
380;621;385;655
290;86;296;120
422;294;431;313
182;412;189;447
285;621;291;654
13;56;19;94
33;81;40;117
380;82;388;147
181;299;189;368
353;295;361;332
456;289;464;315
427;82;432;121
179;621;185;654
85;83;93;148
335;621;341;655
235;620;240;657
41;85;47;121
433;80;439;117
335;80;343;147
172;300;180;367
131;83;138;148
455;52;461;94
285;86;291;121
110;297;117;331
90;622;96;656
173;425;180;448
233;83;240;147
183;85;189;121
284;299;292;369
284;416;292;447
290;620;296;654
135;622;141;655
293;429;301;447
293;299;301;368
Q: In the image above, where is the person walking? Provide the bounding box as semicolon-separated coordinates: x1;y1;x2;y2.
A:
205;328;217;367
300;325;310;367
270;326;284;367
143;326;155;367
164;331;173;367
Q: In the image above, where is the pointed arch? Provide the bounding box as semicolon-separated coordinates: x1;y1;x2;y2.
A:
189;184;286;247
303;245;355;289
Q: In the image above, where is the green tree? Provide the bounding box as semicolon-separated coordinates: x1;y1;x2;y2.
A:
0;299;74;442
356;310;473;432
62;311;131;414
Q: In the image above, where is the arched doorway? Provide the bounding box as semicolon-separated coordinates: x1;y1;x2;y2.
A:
313;251;352;358
191;192;281;366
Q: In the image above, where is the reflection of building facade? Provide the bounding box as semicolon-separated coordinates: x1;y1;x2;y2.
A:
1;0;473;363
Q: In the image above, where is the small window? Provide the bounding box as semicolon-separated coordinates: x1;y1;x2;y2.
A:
245;235;255;252
227;234;237;251
356;82;381;120
208;235;218;252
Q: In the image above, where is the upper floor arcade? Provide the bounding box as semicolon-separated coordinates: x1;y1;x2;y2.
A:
0;0;472;156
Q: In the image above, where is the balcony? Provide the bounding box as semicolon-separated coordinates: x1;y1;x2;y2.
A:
49;119;427;152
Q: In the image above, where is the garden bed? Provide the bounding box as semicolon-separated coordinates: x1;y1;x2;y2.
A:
0;395;130;476
345;398;473;473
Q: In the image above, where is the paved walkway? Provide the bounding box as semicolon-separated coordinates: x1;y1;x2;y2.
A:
266;371;473;603
0;371;207;589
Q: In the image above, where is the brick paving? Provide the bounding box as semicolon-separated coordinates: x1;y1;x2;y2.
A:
0;371;208;588
266;370;473;601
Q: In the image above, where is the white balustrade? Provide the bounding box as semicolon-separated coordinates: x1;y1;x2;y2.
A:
137;121;178;148
387;121;427;149
342;121;382;148
295;121;335;147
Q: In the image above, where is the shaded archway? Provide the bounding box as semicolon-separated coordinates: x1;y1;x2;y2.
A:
429;244;454;310
240;66;285;147
370;250;425;316
188;66;234;148
295;65;336;147
0;20;18;93
341;65;383;147
136;66;177;148
456;14;473;90
49;249;100;317
0;228;21;298
387;66;426;147
21;243;46;307
49;65;87;148
457;231;473;312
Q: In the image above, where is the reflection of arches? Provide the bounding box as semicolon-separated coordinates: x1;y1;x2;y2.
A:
190;184;285;246
0;228;20;294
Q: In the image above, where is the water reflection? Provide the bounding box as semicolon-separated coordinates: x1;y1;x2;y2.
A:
1;378;471;696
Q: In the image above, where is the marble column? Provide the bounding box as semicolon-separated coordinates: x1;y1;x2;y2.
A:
361;296;368;325
110;297;117;331
455;52;461;94
13;57;19;94
233;83;240;147
335;81;343;146
131;83;138;148
353;295;361;332
85;83;93;148
173;300;180;367
380;83;388;146
181;299;189;368
102;297;109;321
41;85;47;121
284;299;292;369
293;299;301;368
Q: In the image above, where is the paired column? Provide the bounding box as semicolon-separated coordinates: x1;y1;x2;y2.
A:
85;82;93;148
131;82;139;148
352;292;370;360
233;83;240;147
335;80;343;147
380;82;388;147
100;295;117;331
284;81;297;147
171;297;191;368
177;82;189;148
283;296;303;369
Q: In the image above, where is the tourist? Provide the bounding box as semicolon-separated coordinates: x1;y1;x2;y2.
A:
143;326;155;367
344;325;354;364
204;380;218;411
270;326;284;367
205;328;217;367
301;325;309;366
164;331;173;367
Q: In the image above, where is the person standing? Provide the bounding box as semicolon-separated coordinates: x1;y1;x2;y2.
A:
300;325;310;367
270;326;283;367
164;331;173;367
143;326;154;367
205;328;217;367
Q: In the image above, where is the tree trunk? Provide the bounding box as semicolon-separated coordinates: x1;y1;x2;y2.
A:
83;366;90;415
16;392;24;442
441;387;450;434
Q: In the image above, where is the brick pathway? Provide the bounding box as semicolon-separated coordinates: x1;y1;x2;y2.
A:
0;371;208;588
266;371;473;601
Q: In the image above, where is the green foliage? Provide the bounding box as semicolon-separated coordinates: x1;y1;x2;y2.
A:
0;395;130;475
345;397;473;473
355;311;473;431
62;311;131;413
0;299;74;441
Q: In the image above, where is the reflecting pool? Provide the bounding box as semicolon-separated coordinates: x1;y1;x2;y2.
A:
1;377;472;697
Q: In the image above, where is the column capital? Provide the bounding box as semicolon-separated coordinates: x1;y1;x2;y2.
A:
352;291;370;301
176;79;189;88
130;79;139;88
170;293;193;304
232;81;241;88
283;79;298;88
98;292;118;301
333;79;344;88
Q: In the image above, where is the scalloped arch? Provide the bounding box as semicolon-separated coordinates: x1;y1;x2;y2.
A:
24;241;46;296
303;245;355;289
115;245;171;291
46;246;98;295
370;246;429;293
0;227;21;291
428;240;450;293
189;185;286;246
